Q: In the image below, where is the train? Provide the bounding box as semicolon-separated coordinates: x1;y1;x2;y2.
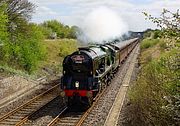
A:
60;38;139;106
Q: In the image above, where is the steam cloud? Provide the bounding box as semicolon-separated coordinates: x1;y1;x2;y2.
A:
77;7;128;44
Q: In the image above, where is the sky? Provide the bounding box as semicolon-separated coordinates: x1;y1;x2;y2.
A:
29;0;180;32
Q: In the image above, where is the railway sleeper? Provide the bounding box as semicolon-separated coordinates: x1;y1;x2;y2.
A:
20;108;36;111
0;121;16;125
61;117;80;120
16;111;30;115
20;108;35;113
59;119;78;123
29;102;42;106
6;115;23;119
3;118;18;122
23;106;35;109
55;122;75;126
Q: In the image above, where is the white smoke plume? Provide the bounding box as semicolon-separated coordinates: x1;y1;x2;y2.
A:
77;6;128;44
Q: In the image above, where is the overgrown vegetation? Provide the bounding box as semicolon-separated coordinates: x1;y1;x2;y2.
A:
130;49;179;125
0;0;78;75
0;3;8;58
39;39;78;76
140;38;160;49
59;40;78;57
0;0;45;74
129;9;180;125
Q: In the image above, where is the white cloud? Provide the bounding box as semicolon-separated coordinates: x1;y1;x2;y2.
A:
36;6;57;15
29;0;180;31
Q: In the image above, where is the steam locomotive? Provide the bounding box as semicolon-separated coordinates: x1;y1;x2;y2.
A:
60;38;139;106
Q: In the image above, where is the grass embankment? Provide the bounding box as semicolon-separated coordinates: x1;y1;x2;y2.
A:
128;38;179;125
37;39;79;77
140;38;161;64
0;39;79;78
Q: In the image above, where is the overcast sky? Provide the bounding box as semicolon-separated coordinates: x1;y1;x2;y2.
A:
29;0;180;32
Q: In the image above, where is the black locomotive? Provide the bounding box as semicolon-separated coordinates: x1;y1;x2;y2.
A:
61;38;139;106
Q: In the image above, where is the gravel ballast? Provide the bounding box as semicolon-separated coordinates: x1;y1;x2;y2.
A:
0;75;60;119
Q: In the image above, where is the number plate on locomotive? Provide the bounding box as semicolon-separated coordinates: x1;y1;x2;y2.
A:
71;55;85;63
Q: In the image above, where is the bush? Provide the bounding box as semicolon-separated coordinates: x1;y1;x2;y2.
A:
0;1;46;74
153;30;162;39
3;23;46;73
18;24;46;73
129;49;180;125
38;25;53;39
143;30;152;38
159;40;167;50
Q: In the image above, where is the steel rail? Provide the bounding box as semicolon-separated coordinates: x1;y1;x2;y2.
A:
47;107;68;126
47;87;106;126
0;84;59;125
75;88;106;126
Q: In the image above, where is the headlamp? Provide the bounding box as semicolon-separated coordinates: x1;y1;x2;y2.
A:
75;81;79;88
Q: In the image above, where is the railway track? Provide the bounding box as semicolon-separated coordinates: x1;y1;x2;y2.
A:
47;89;106;126
0;44;139;126
0;84;60;126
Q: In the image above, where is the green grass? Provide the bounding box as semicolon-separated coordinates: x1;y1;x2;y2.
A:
39;39;79;74
141;38;160;49
42;39;78;66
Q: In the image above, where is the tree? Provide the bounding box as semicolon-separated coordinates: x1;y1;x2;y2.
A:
41;20;77;39
143;9;180;49
153;30;162;39
0;2;9;60
67;26;77;39
38;25;53;39
3;0;35;42
18;23;46;73
143;10;180;124
42;20;64;38
129;10;180;125
0;0;46;73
